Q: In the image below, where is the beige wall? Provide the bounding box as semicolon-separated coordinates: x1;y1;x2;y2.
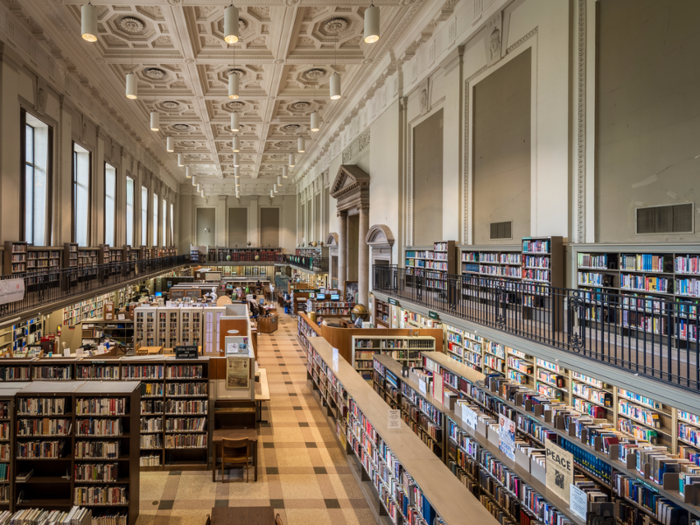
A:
596;0;700;242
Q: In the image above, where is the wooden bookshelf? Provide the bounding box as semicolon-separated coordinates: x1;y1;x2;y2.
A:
374;298;390;328
351;335;434;382
26;247;61;290
3;242;27;277
460;245;522;281
405;241;458;297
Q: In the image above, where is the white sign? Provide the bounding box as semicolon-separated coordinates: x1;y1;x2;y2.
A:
419;379;427;396
546;441;574;504
433;373;444;404
0;278;25;305
333;347;339;362
570;484;588;521
499;414;516;461
388;409;401;429
118;314;125;320
461;404;478;430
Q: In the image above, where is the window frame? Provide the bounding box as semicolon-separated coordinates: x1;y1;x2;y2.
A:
20;109;53;246
141;186;148;246
126;176;135;246
104;162;117;247
71;142;92;247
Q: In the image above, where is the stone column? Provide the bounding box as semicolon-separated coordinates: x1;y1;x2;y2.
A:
338;211;347;292
216;195;227;246
358;205;370;306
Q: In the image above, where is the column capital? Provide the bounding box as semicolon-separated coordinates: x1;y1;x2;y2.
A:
337;210;348;218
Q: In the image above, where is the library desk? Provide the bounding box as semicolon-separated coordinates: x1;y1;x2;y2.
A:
210;506;274;524
258;313;278;334
212;428;259;482
255;368;270;423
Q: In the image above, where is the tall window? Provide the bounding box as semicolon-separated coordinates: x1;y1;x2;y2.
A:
22;112;51;246
170;203;174;247
153;194;159;247
72;143;91;247
162;198;167;247
141;186;148;245
126;176;134;246
104;164;116;246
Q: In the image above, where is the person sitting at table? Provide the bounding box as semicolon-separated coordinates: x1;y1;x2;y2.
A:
248;299;259;319
317;315;327;326
354;316;364;328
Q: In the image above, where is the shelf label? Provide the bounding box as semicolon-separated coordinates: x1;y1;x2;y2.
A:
388;298;398;306
570;484;587;520
428;311;439;320
175;345;199;359
546;440;574;504
499;414;516;461
388;409;401;430
461;404;478;430
433;373;444;403
419;379;427;396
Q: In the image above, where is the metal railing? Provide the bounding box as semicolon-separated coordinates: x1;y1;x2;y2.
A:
0;255;189;320
277;254;328;273
373;264;700;392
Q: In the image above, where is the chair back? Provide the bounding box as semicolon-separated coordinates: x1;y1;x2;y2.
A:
222;437;249;460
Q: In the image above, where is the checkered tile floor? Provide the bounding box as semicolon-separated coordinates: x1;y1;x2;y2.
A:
136;314;373;524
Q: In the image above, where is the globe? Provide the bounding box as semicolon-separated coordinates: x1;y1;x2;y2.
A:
255;255;260;261
226;255;231;261
351;304;369;322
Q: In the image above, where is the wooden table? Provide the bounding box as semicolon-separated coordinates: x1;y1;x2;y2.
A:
258;313;278;334
210;506;274;525
137;345;163;355
255;368;270;423
212;428;259;482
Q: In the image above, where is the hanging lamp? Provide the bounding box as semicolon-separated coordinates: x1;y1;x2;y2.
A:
125;72;137;99
166;137;174;153
224;4;239;44
150;111;160;131
81;2;98;42
364;4;380;44
310;111;320;132
297;137;305;153
231;112;240;132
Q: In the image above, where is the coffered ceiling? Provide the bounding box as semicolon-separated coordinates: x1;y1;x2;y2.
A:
16;0;428;196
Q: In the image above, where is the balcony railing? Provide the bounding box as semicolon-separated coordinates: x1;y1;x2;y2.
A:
276;254;328;273
373;264;700;392
0;255;189;320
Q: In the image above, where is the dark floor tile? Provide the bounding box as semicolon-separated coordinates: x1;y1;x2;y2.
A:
324;499;340;509
266;467;279;475
293;406;303;410
285;381;293;385
305;442;317;448
263;442;275;448
158;500;174;510
214;500;228;508
314;467;327;475
299;422;309;427
282;371;289;375
270;499;285;509
168;471;182;476
289;392;297;396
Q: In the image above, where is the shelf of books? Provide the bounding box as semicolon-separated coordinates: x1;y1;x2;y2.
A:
574;249;700;344
374;298;391;328
2;242;27;278
460;246;522;281
306;337;499;525
405;241;457;294
163;361;209;469
419;350;700;525
401;309;442;330
26;247;61;290
0;384;24;511
63;294;113;327
156;308;180;349
374;355;446;461
351;336;434;382
296;313;323;354
309;300;351;317
13;381;139;523
77;248;98;282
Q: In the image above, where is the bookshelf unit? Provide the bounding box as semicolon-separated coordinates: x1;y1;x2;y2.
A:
134;308;157;348
374;298;391;328
309;299;351;317
164;360;209;470
63;294;113;327
77;248;98;282
156;308;180;349
373;355;446;462
420;351;700;525
26;247;61;290
3;242;27;277
351;336;434;381
296;314;322;355
0;384;24;512
306;337;498;525
73;382;139;524
460;246;522;281
405;241;458;296
31;358;75;381
179;308;203;348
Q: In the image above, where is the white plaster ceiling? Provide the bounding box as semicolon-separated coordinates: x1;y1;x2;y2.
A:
17;0;426;195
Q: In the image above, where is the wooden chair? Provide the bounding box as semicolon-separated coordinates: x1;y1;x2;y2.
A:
220;437;251;483
275;513;284;525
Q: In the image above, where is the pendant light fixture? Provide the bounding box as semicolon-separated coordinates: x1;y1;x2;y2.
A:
274;184;278;194
310;111;320;132
197;183;201;192
234;166;240;178
231;112;240;132
364;3;380;44
283;165;289;179
125;71;137;100
297;137;305;153
330;34;341;100
150;111;160;131
224;4;239;44
228;43;239;99
177;153;184;167
81;2;98;42
186;166;191;178
232;136;240;153
288;154;295;168
233;153;240;167
270;189;274;199
166;137;174;152
192;176;197;187
277;175;282;186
